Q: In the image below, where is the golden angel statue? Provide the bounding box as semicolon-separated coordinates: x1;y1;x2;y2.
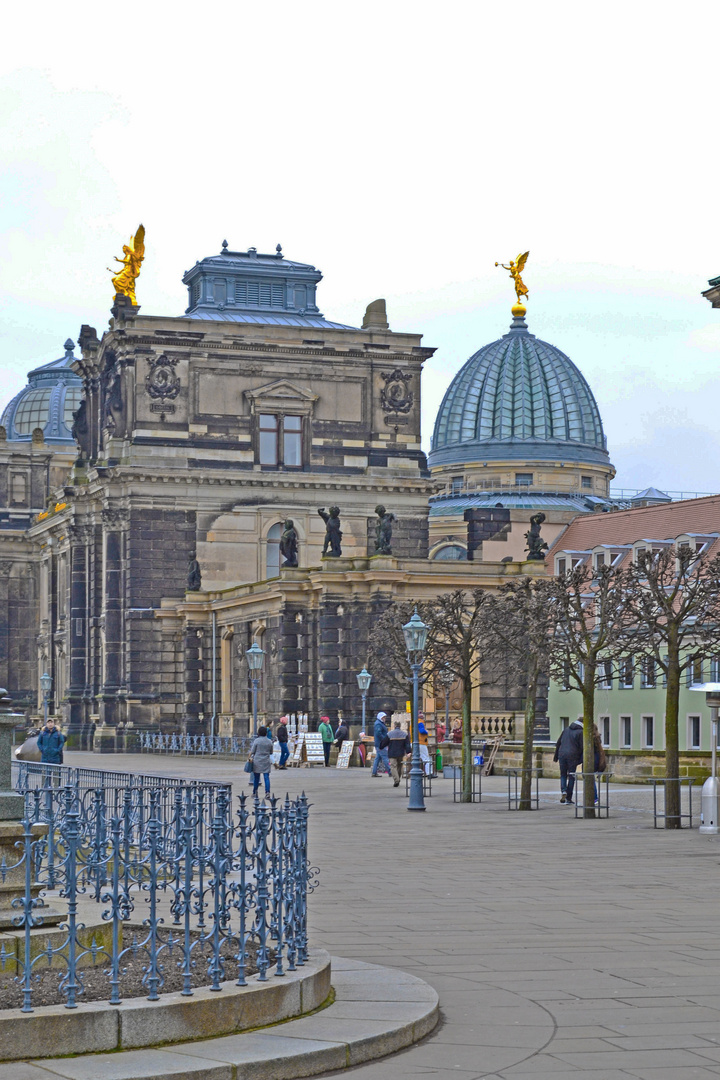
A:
109;225;145;305
495;251;530;305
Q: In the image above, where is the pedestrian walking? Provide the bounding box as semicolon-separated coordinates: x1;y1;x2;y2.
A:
592;723;607;803
387;720;411;787
248;725;274;797
418;720;431;776
318;716;334;767
371;710;392;777
276;716;290;769
334;717;349;757
553;719;584;804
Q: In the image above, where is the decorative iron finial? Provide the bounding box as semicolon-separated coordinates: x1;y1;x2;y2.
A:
63;339;75;355
221;239;228;251
276;243;283;256
495;251;529;317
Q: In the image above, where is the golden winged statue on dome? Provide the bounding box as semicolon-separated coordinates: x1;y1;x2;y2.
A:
109;224;145;305
495;250;530;308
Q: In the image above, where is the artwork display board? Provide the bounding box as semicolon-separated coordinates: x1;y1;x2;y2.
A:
336;740;355;769
288;732;305;766
303;732;325;765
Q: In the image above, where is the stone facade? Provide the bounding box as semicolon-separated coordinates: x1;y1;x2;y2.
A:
25;251;438;741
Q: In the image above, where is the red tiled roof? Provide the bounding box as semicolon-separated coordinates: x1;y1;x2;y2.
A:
547;495;720;557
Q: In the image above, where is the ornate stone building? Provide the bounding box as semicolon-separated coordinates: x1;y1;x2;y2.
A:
0;244;628;745
25;244;438;742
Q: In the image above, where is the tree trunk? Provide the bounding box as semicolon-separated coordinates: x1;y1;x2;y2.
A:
665;644;682;829
461;675;472;803
582;661;596;820
519;662;538;811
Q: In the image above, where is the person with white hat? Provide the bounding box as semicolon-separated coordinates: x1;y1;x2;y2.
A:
371;709;392;777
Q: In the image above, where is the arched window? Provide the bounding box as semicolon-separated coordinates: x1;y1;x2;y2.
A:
266;523;283;578
431;544;466;561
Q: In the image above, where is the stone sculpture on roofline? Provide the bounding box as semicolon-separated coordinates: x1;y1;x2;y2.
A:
318;506;342;557
374;505;395;555
280;519;299;568
525;512;548;561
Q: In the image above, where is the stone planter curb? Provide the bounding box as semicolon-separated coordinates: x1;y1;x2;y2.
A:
0;948;331;1062
0;957;439;1080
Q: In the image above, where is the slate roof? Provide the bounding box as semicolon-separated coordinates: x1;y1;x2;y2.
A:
548;495;720;558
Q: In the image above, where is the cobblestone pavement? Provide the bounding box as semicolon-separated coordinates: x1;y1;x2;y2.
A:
68;751;720;1078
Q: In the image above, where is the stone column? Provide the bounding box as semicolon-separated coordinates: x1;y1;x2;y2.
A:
97;507;128;747
65;525;90;747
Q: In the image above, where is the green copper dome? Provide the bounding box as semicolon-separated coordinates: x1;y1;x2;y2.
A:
429;314;610;469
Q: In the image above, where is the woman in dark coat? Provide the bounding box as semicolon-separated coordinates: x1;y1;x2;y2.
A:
248;725;273;798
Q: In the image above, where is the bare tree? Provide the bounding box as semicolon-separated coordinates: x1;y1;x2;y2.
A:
482;578;556;810
547;562;634;818
626;546;720;828
368;590;494;803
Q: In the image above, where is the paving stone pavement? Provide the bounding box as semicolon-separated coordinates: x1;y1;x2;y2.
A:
64;752;720;1078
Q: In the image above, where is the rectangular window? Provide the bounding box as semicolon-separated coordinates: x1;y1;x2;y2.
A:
560;716;569;730
711;657;720;682
621;657;634;688
451;475;463;494
557;558;567;576
258;414;303;468
643;715;654;748
283;415;302;467
515;472;533;486
259;414;278;465
581;475;592;490
688;715;701;750
621;715;632;748
595;552;605;570
600;716;610;747
641;658;656;688
599;660;612;689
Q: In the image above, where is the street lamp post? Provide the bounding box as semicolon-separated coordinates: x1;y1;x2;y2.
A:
246;642;265;737
356;667;372;734
40;672;52;726
402;608;428;812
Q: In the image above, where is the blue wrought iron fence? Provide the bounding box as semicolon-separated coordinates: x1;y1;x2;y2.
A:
137;732;253;758
1;782;316;1013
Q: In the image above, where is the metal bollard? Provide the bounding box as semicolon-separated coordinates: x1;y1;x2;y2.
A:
700;774;720;835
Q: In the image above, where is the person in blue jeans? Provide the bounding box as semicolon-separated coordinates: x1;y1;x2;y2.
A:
249;726;273;797
276;717;290;769
371;710;392;777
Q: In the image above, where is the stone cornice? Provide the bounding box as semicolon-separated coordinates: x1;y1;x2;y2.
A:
95;331;435;366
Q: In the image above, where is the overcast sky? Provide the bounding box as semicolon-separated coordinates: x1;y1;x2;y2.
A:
2;1;719;494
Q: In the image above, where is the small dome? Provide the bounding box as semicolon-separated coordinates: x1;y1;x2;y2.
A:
429;314;610;469
1;339;83;443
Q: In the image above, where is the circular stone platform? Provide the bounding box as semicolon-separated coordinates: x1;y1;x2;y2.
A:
0;955;438;1079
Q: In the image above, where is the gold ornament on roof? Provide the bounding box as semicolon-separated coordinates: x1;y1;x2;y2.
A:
109;224;145;305
495;250;529;316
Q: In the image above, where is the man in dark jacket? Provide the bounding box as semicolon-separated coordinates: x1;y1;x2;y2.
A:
334;718;349;757
275;717;290;770
554;719;584;804
37;720;65;765
387;720;411;787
